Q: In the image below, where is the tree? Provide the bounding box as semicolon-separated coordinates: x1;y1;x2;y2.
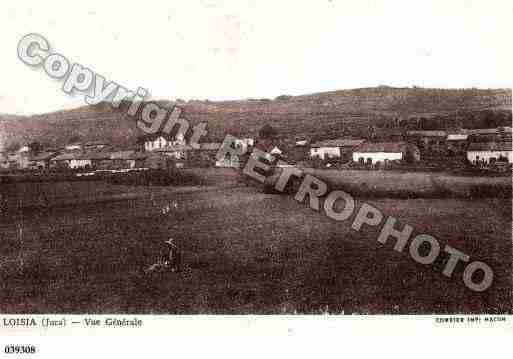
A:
258;124;278;139
69;134;82;144
28;141;43;154
5;142;20;152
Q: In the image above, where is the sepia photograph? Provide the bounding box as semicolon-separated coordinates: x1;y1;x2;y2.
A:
0;1;512;355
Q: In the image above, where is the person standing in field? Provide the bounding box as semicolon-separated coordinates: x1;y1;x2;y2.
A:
163;238;182;272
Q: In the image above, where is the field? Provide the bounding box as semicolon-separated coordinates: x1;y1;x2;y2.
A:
0;169;511;313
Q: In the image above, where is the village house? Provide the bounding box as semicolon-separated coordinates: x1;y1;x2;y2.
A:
352;142;420;165
109;150;147;169
143;133;186;152
83;141;109;151
466;142;512;165
269;146;283;156
81;151;114;170
50;153;78;169
28;151;59;170
310;139;365;161
49;151;111;170
215;151;240;168
446;134;469;156
235;138;254;149
0;152;9;169
143;152;175;170
153;144;190;160
188;143;222;167
465;126;513;143
142;132;190;165
69;154;93;169
3;147;32;169
64;143;83;152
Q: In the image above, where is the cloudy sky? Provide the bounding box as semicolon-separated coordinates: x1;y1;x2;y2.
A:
1;0;511;115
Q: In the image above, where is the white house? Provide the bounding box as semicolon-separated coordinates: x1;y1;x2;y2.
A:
270;146;283;156
230;138;254;153
310;139;365;160
466;142;512;164
215;155;240;168
352;142;420;164
65;143;82;151
240;138;254;147
0;152;8;169
144;133;185;152
446;133;469;155
50;153;80;168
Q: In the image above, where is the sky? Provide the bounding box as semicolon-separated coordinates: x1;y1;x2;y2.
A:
1;0;512;115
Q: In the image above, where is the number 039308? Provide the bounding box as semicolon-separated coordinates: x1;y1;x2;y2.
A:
4;345;37;354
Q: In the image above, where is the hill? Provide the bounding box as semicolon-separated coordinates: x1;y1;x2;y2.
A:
0;87;511;150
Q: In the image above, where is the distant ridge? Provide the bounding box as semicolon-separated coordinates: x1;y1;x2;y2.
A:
0;87;510;150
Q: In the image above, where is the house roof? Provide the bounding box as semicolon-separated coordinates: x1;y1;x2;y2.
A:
467;142;512;152
407;130;447;137
30;151;59;161
51;153;80;161
447;134;469;141
109;150;147;160
354;142;411;153
142;133;178;141
78;151;112;160
199;143;222;151
153;144;191;152
84;141;109;146
270;146;283;155
311;139;365;148
464;127;512;135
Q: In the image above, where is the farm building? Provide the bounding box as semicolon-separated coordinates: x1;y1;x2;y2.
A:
143;133;186;152
270;146;283;156
234;138;254;150
446;134;469;156
29;151;59;169
64;143;82;151
50;153;78;169
83;141;109;151
4;148;33;169
466;142;512;164
352;142;420;165
215;153;240;168
109;151;147;169
50;151;112;170
189;143;222;167
0;152;9;169
465;127;513;143
310;139;365;160
143;152;176;170
73;151;111;169
153;144;190;160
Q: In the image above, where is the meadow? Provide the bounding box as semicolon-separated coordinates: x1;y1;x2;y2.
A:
0;169;510;313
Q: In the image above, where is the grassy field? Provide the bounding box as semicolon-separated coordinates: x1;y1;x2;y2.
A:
303;169;512;198
0;169;511;313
